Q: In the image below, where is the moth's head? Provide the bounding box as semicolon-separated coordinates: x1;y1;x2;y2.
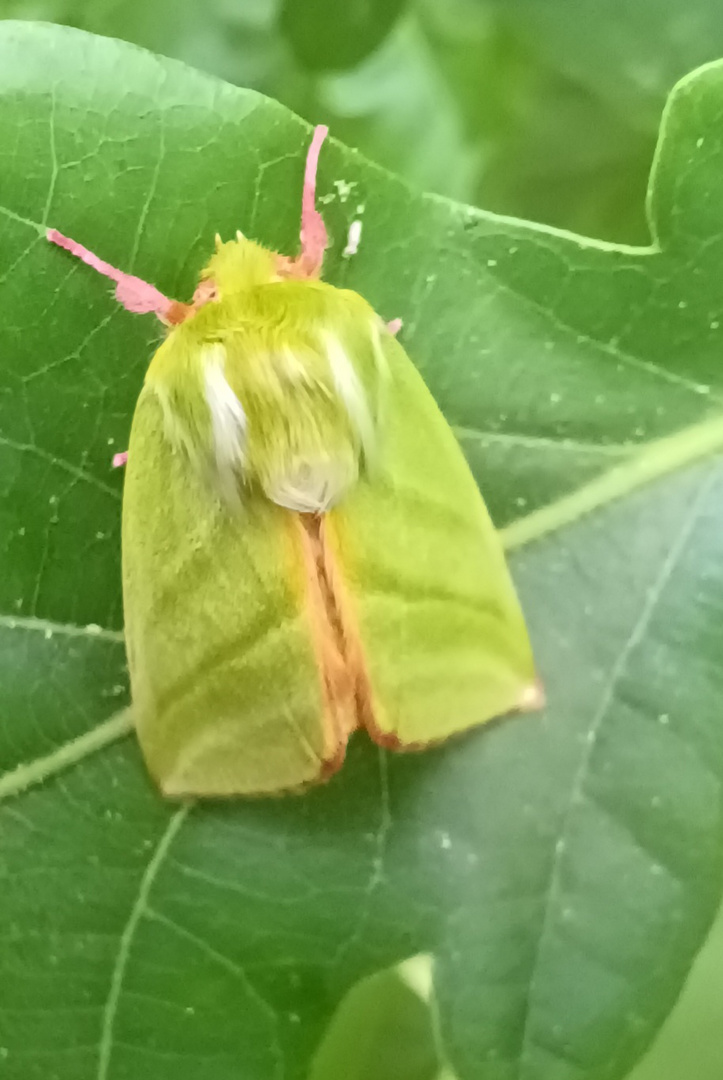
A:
196;233;277;303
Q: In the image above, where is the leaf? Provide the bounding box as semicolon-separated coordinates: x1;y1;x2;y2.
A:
627;897;723;1080
489;0;723;125
1;21;723;1080
280;0;409;72
316;18;479;203
421;0;723;241
309;959;442;1080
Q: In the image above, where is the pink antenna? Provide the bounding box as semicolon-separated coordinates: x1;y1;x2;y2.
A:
47;229;176;322
298;125;329;276
275;124;331;280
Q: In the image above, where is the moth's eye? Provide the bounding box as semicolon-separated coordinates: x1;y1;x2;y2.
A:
193;279;219;307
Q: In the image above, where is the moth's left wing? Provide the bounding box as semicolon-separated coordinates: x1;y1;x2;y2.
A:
122;385;357;797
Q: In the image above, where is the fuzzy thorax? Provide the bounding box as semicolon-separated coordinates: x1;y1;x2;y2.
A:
145;235;388;513
197;236;278;298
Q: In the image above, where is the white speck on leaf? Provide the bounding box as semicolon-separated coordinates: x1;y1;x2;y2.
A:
333;179;356;202
343;220;363;258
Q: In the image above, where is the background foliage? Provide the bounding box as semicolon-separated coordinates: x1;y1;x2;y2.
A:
8;0;723;243
1;4;723;1080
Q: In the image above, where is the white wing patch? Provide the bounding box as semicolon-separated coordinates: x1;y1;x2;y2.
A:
202;344;246;495
266;455;358;514
325;333;375;462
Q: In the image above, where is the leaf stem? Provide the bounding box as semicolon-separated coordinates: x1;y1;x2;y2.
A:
0;708;134;802
501;414;723;551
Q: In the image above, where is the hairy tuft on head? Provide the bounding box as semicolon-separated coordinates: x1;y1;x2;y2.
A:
201;237;278;298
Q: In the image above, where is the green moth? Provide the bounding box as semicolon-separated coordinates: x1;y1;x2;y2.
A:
47;126;540;797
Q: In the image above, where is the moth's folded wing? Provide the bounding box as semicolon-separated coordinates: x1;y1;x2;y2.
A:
122;388;345;796
328;339;537;749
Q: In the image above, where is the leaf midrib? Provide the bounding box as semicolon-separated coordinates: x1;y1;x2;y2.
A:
514;465;718;1077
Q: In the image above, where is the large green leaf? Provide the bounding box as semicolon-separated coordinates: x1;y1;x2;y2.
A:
1;22;723;1080
423;0;723;241
280;0;408;71
628;897;723;1080
488;0;723;126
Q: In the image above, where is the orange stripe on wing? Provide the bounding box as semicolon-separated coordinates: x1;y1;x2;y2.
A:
296;511;403;756
295;513;360;777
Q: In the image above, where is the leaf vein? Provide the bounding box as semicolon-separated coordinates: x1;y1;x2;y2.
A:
42;86;59;227
331;749;392;970
453;425;632;457
0;613;123;642
97;805;190;1080
516;466;716;1074
145;907;285;1079
0;708;133;803
0;434;121;499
